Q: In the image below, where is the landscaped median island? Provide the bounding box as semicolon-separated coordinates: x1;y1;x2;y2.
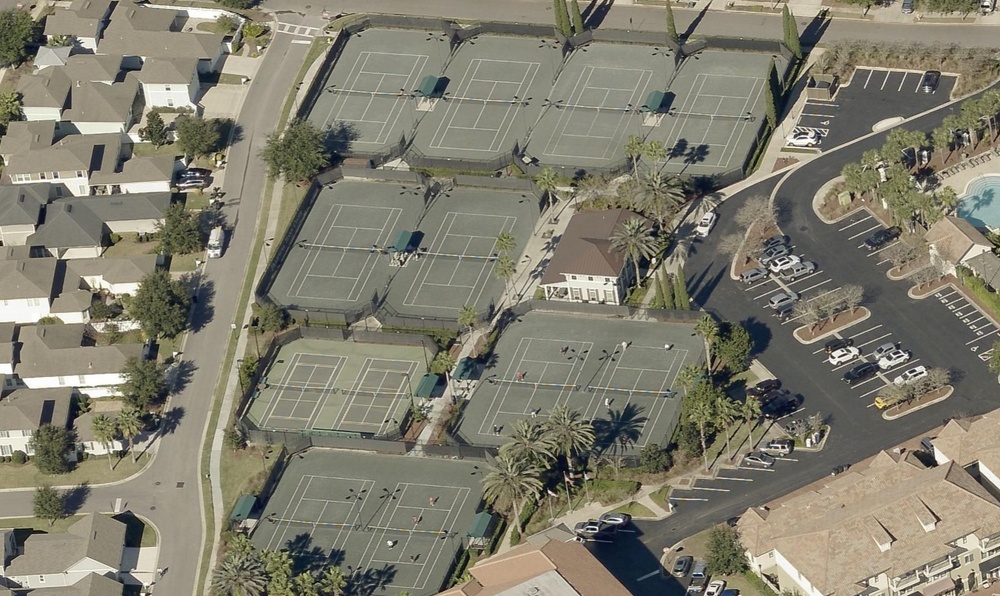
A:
792;306;871;344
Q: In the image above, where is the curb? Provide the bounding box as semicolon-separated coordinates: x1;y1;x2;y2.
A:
792;308;872;344
908;280;954;300
0;449;157;493
882;385;955;420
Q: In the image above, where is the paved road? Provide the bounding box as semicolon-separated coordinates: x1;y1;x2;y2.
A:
269;0;1000;47
0;32;309;596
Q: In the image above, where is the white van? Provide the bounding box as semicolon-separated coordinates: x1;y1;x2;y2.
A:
207;226;224;259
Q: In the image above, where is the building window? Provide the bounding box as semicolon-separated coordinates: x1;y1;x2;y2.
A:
571;287;581;300
587;288;599;301
39;172;46;179
167;98;174;107
79;185;87;195
38;576;44;583
51;171;60;179
604;289;615;302
0;430;8;438
570;275;577;280
57;376;66;385
54;187;63;197
164;85;171;91
76;171;84;178
78;376;85;384
0;445;11;456
587;276;594;281
963;553;974;565
12;173;31;183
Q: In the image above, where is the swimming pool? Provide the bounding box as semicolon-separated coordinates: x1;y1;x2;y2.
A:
958;175;1000;230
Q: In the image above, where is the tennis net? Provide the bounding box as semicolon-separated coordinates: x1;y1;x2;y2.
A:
265;515;359;529
297;241;499;261
587;385;675;397
266;384;411;399
487;378;580;391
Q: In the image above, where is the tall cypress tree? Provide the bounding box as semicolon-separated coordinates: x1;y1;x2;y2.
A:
652;272;666;308
571;0;585;35
673;273;690;310
553;0;564;34
764;59;779;129
665;1;679;45
662;272;675;311
557;0;573;37
782;5;802;60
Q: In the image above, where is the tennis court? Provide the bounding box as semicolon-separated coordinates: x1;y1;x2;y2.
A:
457;311;704;449
251;450;482;595
310;28;446;152
245;336;429;437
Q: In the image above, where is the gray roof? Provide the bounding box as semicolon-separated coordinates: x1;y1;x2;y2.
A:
64;54;125;84
91;154;173;185
16;324;142;377
132;57;197;84
5;514;126;576
17;68;71;110
0;183;49;226
100;5;222;61
0;246;34;261
52;288;95;313
66;254;157;285
34;46;72;70
0;120;56;159
29;202;107;249
70;0;116;20
966;252;1000;288
25;573;124;596
0;387;73;433
62;80;138;124
4;133;121;177
108;3;177;31
0;258;57;301
44;0;114;38
57;192;170;222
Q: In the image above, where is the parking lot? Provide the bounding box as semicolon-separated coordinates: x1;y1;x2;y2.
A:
930;286;999;362
794;68;956;150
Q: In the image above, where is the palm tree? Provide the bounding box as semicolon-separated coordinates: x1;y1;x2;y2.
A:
494;255;516;303
47;34;75;47
116;405;144;462
739;398;762;449
934;186;959;215
458;304;478;341
715;397;740;462
610;218;658;286
624;134;645;180
430;351;457;394
317;566;346;595
687;396;716;471
640;171;686;228
644;139;667;169
495;232;516;255
535;167;559;208
211;551;268;596
694;315;720;373
91;414;118;470
543;404;595;469
500;419;557;465
0;92;22;125
482;452;544;526
675;364;705;395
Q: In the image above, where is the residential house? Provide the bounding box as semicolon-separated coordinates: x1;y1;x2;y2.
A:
539;209;653;305
0;387;74;457
64;54;125;86
0;121;58;166
15;573;124;596
16;68;72;122
43;0;116;53
0;257;58;323
61;80;141;137
0;184;49;246
438;538;631;596
925;216;995;276
67;255;158;296
738;449;1000;596
99;4;226;73
14;324;142;396
55;192;171;235
28;202;107;259
131;57;199;110
34;46;73;71
0;324;15;376
74;400;125;457
0;513;126;589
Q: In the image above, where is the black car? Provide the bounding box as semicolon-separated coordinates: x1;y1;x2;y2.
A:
747;378;781;398
824;337;854;354
921;70;941;94
773;302;795;321
843;361;878;385
864;227;901;250
762;394;801;419
759;389;789;407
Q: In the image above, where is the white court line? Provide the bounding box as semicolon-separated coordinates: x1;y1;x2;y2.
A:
258;352;305;427
289;204;343;298
327;52;422;142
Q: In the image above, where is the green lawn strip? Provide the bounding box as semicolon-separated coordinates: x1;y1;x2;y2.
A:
611;501;656;518
219;446;275;520
197;34;330;588
0;455;147;490
0;515;83;534
704;421;754;466
184;192;211;210
104;237;158;259
168;252;200;273
131;143;180;159
0;511;157;547
649;486;671;512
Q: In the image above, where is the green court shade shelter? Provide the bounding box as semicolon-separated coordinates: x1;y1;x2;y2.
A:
230;494;257;522
391;230;413;252
454;357;477;381
466;511;497;550
415;373;439;398
416;75;439;98
642;90;665;113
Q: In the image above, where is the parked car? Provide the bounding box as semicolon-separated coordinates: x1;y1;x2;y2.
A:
689;576;709;594
759;244;792;265
176;177;209;190
598;512;632;526
721;591;742;596
894;365;929;385
761;235;790;251
762;438;794;456
705;580;727;596
768;255;802;273
179;167;212;180
759;389;790;407
763;394;801;419
824;337;854;354
773;302;795;321
747;378;781;398
828;346;861;365
573;520;603;535
901;0;914;12
779;261;817;281
672;556;694;577
864;227;901;250
695;211;718;237
739;267;769;284
843;361;878;385
786;130;820;147
878;349;912;370
871;342;900;360
921;70;941;93
768;291;799;309
874;393;901;410
743;451;776;468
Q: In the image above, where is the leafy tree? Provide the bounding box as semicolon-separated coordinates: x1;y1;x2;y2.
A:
661;271;675;311
156;203;202;256
716;322;753;373
261;119;331;184
130;270;191;339
91;414;119;470
500;419;557;465
611;218;658;283
262;550;294;595
651;272;666;308
570;0;585;34
483;452;544;525
673;272;690;310
676;421;703;459
257;302;287;333
0;91;22;127
706;524;749;575
543;404;595;467
242;21;267;38
224;425;246;451
639;443;673;473
764;60;779;129
215;0;256;11
695;315;720;372
781;5;802;60
174;115;220;158
117;405;144;461
120;357;166;409
0;9;38;67
139;112;169;148
33;485;65;526
29;424;71;475
841;284;865;313
211;550;268;596
665;0;679;44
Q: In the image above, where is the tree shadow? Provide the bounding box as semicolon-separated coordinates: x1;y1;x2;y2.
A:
800;10;831;48
188;277;216;333
63;483;91;515
284;532;332;574
347;563;396;596
157;406;185;436
681;2;712;40
325;121;361;156
690;265;726;309
668;138;689;160
592;402;648;454
166;359;197;395
741;315;772;357
584;0;614;29
214;118;243;150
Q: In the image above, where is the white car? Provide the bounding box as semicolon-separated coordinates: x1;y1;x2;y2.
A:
768;254;802;273
877;349;911;370
893;365;929;386
828;346;861;365
786;130;820;147
695;211;718;237
705;580;727;596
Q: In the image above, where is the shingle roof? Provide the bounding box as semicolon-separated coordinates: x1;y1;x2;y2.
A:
71;0;116;20
29;202;107;249
0;120;56;159
90;155;173;185
52;288;95;313
540;209;652;284
0;183;49;226
99;4;223;61
3;133;121;177
932;410;1000;466
109;3;177;31
34;46;72;70
5;514;126;576
965;252;1000;287
925;216;992;264
66;254;157;285
16;324;141;378
0;387;73;433
44;0;114;38
738;451;1000;596
26;572;125;596
55;192;171;223
73;401;123;442
64;54;125;84
0;258;57;301
132;57;197;85
17;68;71;110
62;80;138;124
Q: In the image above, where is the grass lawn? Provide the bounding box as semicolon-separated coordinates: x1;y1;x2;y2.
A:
132;143;180;159
649;486;671;512
705;420;758;467
219;445;275;522
168;252;200;273
217;73;248;85
0;455;148;490
0;514;83;534
114;511;159;547
0;512;157;547
157;334;183;363
183;191;211;210
275;183;308;250
612;501;656;518
674;527;770;596
104;237;158;259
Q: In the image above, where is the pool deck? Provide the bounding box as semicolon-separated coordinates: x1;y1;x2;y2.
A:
942;149;1000;200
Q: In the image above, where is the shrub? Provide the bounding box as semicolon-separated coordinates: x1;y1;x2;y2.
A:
676;421;704;459
639;443;673;473
589;479;640;505
958;267;1000;319
11;450;26;464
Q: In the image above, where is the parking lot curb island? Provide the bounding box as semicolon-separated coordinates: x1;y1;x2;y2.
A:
792;307;872;344
882;385;954;420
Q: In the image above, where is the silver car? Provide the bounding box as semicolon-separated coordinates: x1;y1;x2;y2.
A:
871;342;899;360
743;451;776;468
739;267;769;284
768;291;799;310
779;261;816;281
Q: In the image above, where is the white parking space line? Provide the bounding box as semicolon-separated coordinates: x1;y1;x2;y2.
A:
965;315;987;326
849;375;882;389
879;359;921;376
866;241;900;257
968;330;998;343
690;486;731;492
863;69;874;88
785;271;824;287
859;384;886;399
880;71;892;90
935;289;957;298
849;224;883;240
838;216;873;231
857;333;893;350
796;279;833;295
897;72;908;92
739;467;776;472
670;497;709;501
637;570;660;582
849;325;884;339
806;287;842;303
743;278;778;292
715;476;754;482
754;287;785;300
